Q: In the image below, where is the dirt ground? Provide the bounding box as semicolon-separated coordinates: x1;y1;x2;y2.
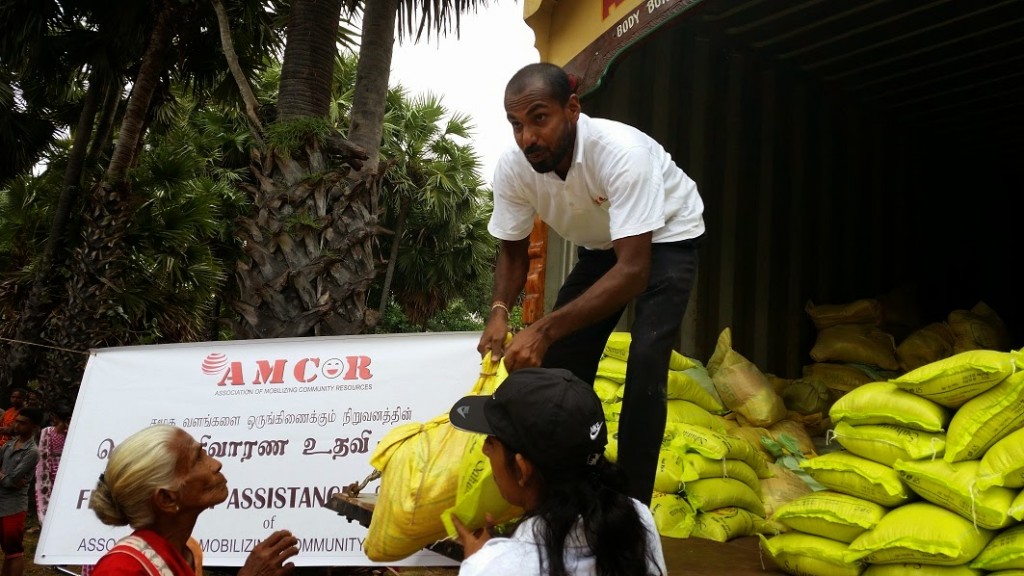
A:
20;516;457;576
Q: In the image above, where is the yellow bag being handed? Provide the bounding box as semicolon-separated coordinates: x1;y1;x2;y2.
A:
364;413;470;561
365;350;503;561
441;350;524;539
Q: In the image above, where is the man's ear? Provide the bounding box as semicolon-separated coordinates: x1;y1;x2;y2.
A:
566;93;581;121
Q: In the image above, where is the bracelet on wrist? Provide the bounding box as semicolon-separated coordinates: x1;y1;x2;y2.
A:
490;302;510;316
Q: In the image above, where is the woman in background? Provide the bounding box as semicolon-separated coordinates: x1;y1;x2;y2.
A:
35;403;71;528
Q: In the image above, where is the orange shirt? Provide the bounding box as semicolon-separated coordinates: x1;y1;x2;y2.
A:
0;407;19;446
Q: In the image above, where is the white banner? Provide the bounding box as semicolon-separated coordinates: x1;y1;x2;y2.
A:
35;332;483;567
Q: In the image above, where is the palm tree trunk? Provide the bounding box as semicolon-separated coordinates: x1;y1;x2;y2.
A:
231;0;379;339
377;197;409;318
211;0;263;135
85;79;122;169
348;0;399;175
277;0;344;120
102;0;176;187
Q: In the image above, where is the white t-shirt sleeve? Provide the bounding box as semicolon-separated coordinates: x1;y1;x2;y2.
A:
488;152;537;242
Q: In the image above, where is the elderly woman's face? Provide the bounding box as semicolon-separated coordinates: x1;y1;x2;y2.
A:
172;430;228;512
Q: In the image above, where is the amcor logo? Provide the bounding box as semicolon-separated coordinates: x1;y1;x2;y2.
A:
201;354;372;386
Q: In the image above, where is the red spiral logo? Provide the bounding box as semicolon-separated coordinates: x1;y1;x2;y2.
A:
201;353;228;375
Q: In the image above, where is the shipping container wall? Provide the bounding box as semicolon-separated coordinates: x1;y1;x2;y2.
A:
545;19;1020;378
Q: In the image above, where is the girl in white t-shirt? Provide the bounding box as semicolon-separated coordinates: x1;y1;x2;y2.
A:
449;367;667;576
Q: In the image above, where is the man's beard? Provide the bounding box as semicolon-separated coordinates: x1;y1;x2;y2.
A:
524;122;574;174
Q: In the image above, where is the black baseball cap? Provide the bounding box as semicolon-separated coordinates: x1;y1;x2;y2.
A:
449;367;607;469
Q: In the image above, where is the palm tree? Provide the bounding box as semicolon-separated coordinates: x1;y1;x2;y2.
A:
227;0;493;339
374;90;496;327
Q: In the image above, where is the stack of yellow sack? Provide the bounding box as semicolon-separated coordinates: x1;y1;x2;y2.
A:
760;347;1024;576
601;331;802;543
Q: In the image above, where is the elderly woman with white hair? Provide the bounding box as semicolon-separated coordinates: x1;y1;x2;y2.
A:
89;424;299;576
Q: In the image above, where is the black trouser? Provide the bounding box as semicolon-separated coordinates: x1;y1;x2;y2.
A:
542;237;700;504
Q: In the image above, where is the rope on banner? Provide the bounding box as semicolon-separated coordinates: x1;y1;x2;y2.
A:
0;336;90;355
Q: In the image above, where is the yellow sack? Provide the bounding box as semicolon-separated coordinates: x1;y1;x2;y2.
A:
650;492;696;539
667;422;771;478
759;462;816;520
802;362;874;396
798;451;913;507
618;362;724;407
441;351;524;539
665;399;726;432
771;490;887;544
653;447;687;494
831;421;945;467
593;377;622;403
893;458;1017;530
806;298;884;330
945;370;1024;462
810;323;899;371
666;368;725;413
1010;489;1024;522
366;349;501;561
971;523;1024;571
829;380;951;433
891;349;1015;408
691;507;763;542
603;331;697;371
711;338;787;427
760;532;863;576
611;365;725;413
683;477;765;517
897;322;956;373
364;413;470;561
977;426;1024;489
681;454;760;493
605;421;619;462
846;502;995;566
596;355;628;383
602;401;622;423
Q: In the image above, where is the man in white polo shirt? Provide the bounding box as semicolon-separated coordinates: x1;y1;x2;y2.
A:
478;62;705;505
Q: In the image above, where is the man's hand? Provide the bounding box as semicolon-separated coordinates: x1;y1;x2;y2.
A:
452;514;495;559
501;323;550;372
477;313;509;360
238;529;299;576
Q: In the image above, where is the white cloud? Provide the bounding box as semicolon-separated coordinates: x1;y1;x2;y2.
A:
389;2;540;185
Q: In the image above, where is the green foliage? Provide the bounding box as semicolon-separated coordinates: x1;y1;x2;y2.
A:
1;32;504;346
377;299;526;334
265;117;333;154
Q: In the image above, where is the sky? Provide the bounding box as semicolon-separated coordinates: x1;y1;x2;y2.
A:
389;2;540;185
